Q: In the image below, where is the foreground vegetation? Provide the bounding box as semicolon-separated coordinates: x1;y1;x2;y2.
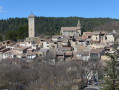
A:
0;59;87;90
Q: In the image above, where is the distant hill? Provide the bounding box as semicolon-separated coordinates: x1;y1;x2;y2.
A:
93;21;119;32
0;17;119;37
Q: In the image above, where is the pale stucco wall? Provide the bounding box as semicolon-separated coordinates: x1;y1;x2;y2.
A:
91;35;100;41
106;35;114;43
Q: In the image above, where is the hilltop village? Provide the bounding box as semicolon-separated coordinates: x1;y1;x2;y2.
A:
0;14;117;62
1;14;119;89
0;15;119;71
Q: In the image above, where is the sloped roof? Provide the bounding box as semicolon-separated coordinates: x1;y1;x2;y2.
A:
61;27;80;31
62;47;72;51
27;52;37;56
65;51;73;55
77;51;90;56
91;49;103;53
91;31;101;35
83;32;92;35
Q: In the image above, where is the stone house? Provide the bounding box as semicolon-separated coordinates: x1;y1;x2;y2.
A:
90;49;104;60
100;32;114;43
25;40;35;47
6;43;15;49
76;38;86;45
56;50;65;61
38;48;49;56
60;27;81;37
42;39;51;49
50;41;57;49
57;38;64;49
105;45;114;54
18;42;26;47
84;31;114;44
82;32;92;39
0;48;10;53
2;40;12;46
91;32;101;42
12;47;28;54
2;46;28;59
52;35;63;42
106;34;114;43
70;40;76;49
62;39;70;47
3;50;15;59
91;43;106;49
76;51;90;61
65;51;73;59
31;44;38;50
26;52;37;59
60;20;81;37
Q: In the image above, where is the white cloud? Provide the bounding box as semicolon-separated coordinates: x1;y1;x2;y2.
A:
0;6;6;13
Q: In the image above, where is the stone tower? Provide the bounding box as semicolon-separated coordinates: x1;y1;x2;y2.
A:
77;19;81;27
28;14;35;37
77;19;81;35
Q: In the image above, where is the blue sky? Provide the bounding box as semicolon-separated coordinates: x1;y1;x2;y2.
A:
0;0;119;19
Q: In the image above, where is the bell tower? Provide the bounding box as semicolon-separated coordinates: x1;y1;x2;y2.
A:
77;19;81;36
77;19;81;27
28;14;35;37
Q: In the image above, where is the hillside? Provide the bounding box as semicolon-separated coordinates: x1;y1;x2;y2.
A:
0;17;119;41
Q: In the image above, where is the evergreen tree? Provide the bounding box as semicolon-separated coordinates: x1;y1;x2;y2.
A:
103;38;119;90
17;25;28;40
5;30;17;41
0;35;3;42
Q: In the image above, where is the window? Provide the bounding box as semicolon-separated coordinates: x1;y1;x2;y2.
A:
105;36;107;40
88;36;91;38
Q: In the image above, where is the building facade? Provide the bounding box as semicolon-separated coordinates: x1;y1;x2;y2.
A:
60;20;81;37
